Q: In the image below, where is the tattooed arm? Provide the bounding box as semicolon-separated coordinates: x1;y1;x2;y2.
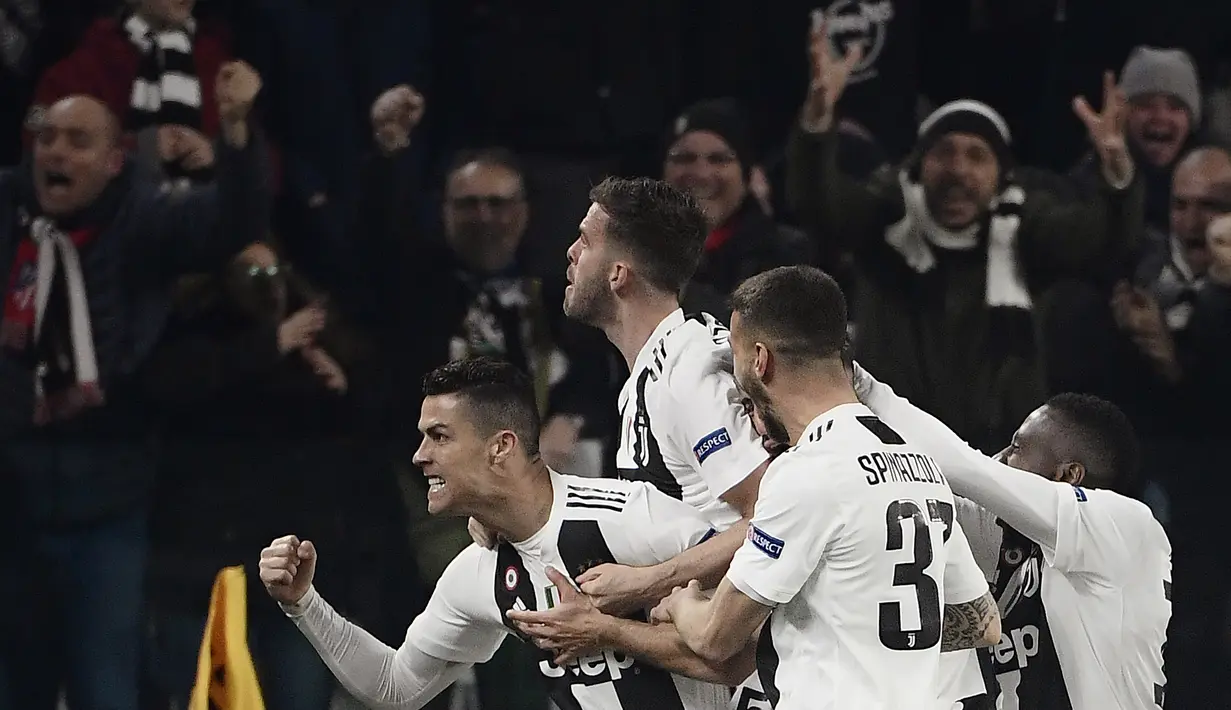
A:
942;591;1001;652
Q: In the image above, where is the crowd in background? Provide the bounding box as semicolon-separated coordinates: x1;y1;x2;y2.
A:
0;1;1228;709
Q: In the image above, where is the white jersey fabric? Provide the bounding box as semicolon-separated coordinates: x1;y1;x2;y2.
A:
725;403;990;710
284;471;730;710
615;309;769;530
856;365;1172;710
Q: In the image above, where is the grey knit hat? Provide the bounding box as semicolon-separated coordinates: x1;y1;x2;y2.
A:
1120;46;1202;123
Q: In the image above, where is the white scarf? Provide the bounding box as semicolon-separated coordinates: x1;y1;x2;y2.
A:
885;171;1032;310
30;217;99;401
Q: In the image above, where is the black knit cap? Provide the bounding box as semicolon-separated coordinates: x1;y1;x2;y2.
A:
664;97;756;172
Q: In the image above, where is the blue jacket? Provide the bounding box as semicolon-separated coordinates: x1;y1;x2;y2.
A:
0;129;271;526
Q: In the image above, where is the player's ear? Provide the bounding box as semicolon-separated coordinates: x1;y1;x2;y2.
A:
1056;461;1085;486
608;261;629;293
753;343;771;380
489;429;518;467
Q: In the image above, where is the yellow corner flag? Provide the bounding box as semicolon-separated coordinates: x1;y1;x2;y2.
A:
188;566;267;710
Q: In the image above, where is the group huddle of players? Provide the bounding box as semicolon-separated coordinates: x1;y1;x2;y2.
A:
258;177;1171;710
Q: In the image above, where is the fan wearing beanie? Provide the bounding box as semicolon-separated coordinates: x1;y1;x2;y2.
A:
1070;46;1202;231
661;98;813;321
785;20;1141;481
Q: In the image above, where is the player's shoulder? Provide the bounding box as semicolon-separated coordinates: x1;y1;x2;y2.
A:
658;313;735;389
436;543;499;599
1076;486;1169;543
556;472;652;518
794;403;906;455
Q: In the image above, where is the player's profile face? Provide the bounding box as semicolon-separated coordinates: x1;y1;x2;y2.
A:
729;312;791;447
1003;406;1061;480
413;394;490;516
563;203;615;325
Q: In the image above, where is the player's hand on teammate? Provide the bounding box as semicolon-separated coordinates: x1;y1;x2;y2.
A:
506;567;606;665
371;84;425;156
576;563;663;617
258;535;318;605
650;580;707;625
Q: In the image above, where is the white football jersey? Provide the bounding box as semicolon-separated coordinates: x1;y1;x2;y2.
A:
725;404;990;710
408;471;730;710
857;366;1173;710
615;309;770;531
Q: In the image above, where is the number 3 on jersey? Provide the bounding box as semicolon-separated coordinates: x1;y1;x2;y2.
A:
878;498;954;651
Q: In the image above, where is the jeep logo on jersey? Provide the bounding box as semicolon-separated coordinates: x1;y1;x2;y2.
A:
504;566;519;591
693;427;732;464
748;525;785;559
993;624;1040;669
539;648;637;684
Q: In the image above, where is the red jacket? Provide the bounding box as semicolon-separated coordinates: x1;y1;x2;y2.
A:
26;17;232;146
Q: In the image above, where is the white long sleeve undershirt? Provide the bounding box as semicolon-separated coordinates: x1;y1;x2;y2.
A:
854;363;1061;552
281;586;471;710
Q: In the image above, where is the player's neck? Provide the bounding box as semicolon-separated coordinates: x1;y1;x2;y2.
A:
605;296;680;370
775;373;860;446
475;461;556;544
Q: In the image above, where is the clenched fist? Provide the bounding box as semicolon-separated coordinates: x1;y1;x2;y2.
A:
259;535;317;605
216;61;262;125
371;85;425;155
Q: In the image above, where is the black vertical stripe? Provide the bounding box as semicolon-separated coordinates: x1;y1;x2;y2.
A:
556;519;687;710
493;544;585;710
754;622;781;707
617;367;683;499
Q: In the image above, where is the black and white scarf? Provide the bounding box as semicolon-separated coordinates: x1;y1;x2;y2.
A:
124;12;201;131
28;217;103;423
885;171;1035;358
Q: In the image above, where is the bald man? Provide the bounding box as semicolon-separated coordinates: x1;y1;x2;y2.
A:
1157;146;1231;283
0;63;269;710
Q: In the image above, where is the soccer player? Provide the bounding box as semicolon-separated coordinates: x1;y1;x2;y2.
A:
854;367;1172;710
473;177;773;615
654;266;1000;709
259;357;752;710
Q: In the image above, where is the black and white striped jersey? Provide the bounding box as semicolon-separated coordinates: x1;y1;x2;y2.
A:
615;309;769;531
406;471;730;710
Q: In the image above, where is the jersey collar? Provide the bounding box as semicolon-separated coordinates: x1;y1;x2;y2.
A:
632;308;686;372
800;402;873;444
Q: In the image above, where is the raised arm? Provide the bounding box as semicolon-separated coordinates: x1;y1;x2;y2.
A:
854;364;1062;550
1018;72;1142;272
284;587;475;710
261;537;505;709
786;18;903;250
130;62;271;281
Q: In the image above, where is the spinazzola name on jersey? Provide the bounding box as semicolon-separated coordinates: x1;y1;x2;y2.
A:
858;451;948;487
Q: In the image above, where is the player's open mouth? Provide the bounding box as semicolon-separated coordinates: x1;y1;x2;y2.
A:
427;475;445;494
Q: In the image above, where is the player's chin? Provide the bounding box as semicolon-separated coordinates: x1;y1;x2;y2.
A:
425;482;455;515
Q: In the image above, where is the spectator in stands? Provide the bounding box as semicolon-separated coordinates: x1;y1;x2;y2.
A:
662;98;814;322
26;0;237;190
141;241;381;710
0;64;267;710
787;21;1141;454
1071;46;1203;232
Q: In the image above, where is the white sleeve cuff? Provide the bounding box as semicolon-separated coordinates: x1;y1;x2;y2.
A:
280;585;320;618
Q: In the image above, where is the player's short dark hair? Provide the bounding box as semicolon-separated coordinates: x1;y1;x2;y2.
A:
588;176;708;294
728;265;849;363
446;147;527;192
1045;393;1140;491
422;357;541;457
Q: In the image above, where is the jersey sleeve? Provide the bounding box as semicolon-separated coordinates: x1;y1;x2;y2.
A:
942;519;991;604
600;482;717;567
1047;486;1159;578
725;455;842;606
665;355;769;502
406;545;507;664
